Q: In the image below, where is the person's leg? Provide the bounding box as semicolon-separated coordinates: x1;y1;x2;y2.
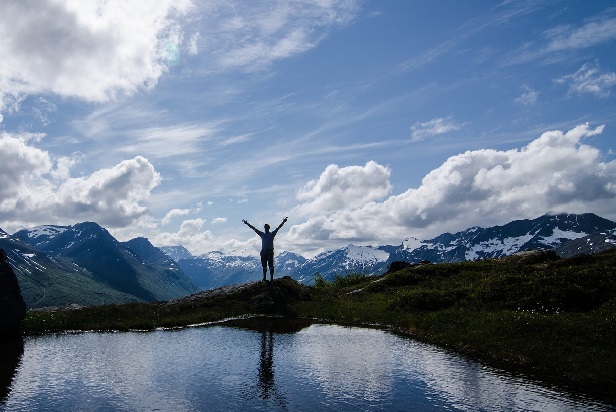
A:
260;252;267;281
266;251;274;281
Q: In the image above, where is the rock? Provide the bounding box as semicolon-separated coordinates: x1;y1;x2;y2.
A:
0;249;27;336
505;249;560;264
385;261;413;274
385;260;432;275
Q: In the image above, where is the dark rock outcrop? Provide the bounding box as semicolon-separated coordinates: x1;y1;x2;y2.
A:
0;249;27;336
384;260;432;275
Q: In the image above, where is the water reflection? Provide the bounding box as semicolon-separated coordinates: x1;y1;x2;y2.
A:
258;330;275;399
1;319;613;411
0;337;23;403
223;317;313;409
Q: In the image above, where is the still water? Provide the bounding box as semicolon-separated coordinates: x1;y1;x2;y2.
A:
0;318;613;411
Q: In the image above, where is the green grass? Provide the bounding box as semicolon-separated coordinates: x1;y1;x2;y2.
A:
20;250;616;403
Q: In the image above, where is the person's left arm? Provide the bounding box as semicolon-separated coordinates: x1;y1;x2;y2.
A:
273;217;288;234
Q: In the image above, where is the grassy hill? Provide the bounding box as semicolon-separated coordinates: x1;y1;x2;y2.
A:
21;249;616;403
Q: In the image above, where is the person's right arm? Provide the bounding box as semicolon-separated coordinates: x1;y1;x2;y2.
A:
243;219;259;234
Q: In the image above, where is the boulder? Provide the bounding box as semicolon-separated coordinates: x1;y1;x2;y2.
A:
385;261;412;274
385;260;432;275
0;249;27;336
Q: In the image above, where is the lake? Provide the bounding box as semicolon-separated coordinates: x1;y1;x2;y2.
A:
0;317;613;411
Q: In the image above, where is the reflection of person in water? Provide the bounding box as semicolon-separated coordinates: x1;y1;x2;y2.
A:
242;217;288;281
255;329;287;409
258;330;275;399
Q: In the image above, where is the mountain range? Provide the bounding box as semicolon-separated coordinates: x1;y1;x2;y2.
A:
1;222;197;309
166;213;616;288
1;213;614;308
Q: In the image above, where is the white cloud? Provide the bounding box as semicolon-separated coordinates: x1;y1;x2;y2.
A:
194;0;360;71
508;15;616;64
161;208;192;225
0;132;52;201
545;17;616;52
286;124;616;254
123;122;222;159
0;132;160;231
295;161;391;216
555;62;616;97
152;218;255;255
211;217;227;224
410;116;462;141
0;0;193;110
514;85;538;105
188;31;200;55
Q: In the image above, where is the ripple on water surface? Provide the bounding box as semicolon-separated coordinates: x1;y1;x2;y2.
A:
0;323;613;411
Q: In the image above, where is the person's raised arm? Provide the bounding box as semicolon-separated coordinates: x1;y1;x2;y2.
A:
275;216;288;232
242;219;259;234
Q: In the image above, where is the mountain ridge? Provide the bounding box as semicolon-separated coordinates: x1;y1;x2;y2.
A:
2;212;615;307
8;222;197;308
166;213;616;288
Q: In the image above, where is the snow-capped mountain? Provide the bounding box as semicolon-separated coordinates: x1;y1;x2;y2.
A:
3;213;614;306
12;222;197;307
175;249;307;290
160;245;194;262
291;245;390;283
163;213;616;288
554;229;616;258
1;224;137;308
395;213;616;263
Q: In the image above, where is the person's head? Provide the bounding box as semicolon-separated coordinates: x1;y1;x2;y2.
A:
264;224;270;232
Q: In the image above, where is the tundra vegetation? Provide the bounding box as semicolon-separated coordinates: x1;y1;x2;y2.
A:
21;249;616;403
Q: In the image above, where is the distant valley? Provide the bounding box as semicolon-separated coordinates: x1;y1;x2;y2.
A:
1;213;615;309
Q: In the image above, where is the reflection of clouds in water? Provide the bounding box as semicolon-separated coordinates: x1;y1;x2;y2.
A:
292;325;608;411
7;328;264;411
4;323;611;411
400;342;577;411
293;325;395;402
9;332;197;411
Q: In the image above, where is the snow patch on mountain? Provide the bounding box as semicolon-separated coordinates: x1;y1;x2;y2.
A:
23;225;68;239
343;245;388;264
402;237;425;251
465;234;534;261
159;245;193;262
539;228;587;247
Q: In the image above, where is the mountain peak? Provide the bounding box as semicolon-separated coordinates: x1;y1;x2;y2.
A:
160;245;193;262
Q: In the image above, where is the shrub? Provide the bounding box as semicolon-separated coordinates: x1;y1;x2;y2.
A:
314;272;330;289
389;289;464;311
478;270;611;312
332;272;369;287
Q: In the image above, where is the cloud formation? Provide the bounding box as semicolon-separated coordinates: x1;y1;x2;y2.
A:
514;85;539;105
545;16;616;52
194;0;360;71
295;161;392;216
161;209;192;226
508;14;616;65
0;132;160;231
555;62;616;97
410;116;462;141
286;124;616;253
0;0;192;112
153;218;255;255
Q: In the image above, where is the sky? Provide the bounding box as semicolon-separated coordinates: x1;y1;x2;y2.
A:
1;0;615;258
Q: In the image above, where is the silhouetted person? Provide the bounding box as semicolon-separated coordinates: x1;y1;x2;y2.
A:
243;217;288;281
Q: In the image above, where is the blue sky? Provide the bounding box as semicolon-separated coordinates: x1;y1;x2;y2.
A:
1;0;615;257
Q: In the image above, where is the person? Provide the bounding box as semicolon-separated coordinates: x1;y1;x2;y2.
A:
243;217;288;281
